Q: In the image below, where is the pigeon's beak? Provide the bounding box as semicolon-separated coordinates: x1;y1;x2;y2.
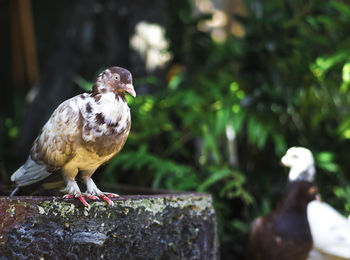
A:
124;83;136;98
281;156;288;166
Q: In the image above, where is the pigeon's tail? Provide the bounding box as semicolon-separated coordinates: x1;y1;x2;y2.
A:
11;157;52;187
9;186;20;196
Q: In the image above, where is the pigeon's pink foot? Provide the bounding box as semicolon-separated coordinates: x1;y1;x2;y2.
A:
63;194;89;207
78;195;89;207
83;177;118;205
99;194;114;205
62;180;90;207
86;194;99;200
63;194;74;199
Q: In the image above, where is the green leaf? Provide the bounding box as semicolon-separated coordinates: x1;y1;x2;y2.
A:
310;52;349;80
73;75;93;91
231;219;250;233
198;168;231;192
340;62;350;92
328;2;350;17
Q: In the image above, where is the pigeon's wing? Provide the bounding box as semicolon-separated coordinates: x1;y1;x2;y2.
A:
307;200;350;258
30;97;82;170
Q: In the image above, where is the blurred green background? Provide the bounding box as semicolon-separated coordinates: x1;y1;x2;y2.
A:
1;0;350;259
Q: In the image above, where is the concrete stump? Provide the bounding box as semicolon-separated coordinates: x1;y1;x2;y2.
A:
0;192;218;259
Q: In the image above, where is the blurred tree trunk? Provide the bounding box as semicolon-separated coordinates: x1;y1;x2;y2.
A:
11;0;39;89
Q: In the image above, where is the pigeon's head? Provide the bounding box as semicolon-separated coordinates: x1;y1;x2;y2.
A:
95;66;136;98
281;147;315;182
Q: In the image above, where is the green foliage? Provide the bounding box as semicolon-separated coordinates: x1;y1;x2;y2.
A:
4;118;19;139
74;75;93;91
102;1;350;258
334;186;350;212
102;145;199;190
75;1;350;258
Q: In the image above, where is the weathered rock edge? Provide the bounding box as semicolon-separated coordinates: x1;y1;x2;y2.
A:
0;193;218;260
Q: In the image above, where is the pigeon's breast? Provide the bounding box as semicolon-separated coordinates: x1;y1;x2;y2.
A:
84;119;131;157
77;92;131;157
67;146;120;172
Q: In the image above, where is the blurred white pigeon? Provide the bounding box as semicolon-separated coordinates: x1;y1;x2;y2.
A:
281;147;350;260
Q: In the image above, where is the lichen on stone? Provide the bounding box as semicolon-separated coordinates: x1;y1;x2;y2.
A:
5;204;15;217
38;199;77;218
119;195;213;217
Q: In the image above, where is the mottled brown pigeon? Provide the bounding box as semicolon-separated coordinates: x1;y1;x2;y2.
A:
11;66;136;207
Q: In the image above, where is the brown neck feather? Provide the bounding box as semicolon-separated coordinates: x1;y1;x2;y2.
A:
115;91;126;102
89;83;99;96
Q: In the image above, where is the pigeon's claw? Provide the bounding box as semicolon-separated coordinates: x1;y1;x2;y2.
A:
62;193;90;207
78;195;89;207
104;192;119;198
84;177;117;204
61;180;90;207
99;194;114;205
85;194;99;200
63;194;75;199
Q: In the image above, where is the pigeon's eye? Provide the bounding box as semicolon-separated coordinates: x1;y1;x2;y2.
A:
115;75;119;80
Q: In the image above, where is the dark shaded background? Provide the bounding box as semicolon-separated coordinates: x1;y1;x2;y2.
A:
1;0;350;259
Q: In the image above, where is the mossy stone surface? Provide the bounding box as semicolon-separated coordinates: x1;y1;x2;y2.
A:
0;193;218;259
